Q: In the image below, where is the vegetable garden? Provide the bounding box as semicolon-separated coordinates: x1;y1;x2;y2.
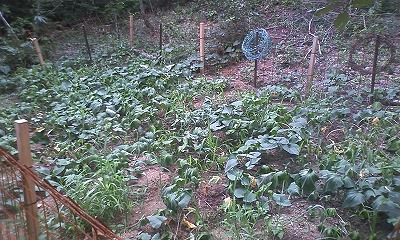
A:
1;0;400;239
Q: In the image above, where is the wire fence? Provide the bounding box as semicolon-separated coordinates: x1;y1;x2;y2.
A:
0;146;121;240
39;13;400;103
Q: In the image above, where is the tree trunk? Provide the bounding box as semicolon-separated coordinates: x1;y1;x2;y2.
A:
138;0;145;14
138;0;155;34
0;11;19;41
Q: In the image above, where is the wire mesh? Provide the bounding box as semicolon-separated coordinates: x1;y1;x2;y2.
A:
0;147;121;240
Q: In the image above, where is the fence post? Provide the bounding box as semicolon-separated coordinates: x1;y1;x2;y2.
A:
306;36;318;94
199;22;205;75
129;15;134;48
31;38;45;69
15;119;39;240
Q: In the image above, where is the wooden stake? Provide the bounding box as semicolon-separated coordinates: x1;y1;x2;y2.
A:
129;15;134;48
82;24;92;63
32;38;44;69
15;119;39;240
199;22;205;75
0;224;3;240
370;35;380;104
306;36;319;93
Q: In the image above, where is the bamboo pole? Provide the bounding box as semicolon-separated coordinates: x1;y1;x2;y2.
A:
306;36;319;93
32;38;45;69
129;15;134;48
15;119;39;240
370;35;380;104
199;22;205;75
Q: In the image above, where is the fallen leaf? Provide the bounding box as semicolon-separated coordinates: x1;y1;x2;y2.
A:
183;219;196;229
250;175;257;188
372;117;379;124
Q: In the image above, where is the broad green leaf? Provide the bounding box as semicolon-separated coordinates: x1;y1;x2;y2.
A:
272;193;291;206
371;101;383;111
289;117;307;128
46;179;61;188
393;177;400;187
36;167;50;176
234;188;246;198
275;137;289;145
60;81;72;91
297;169;318;194
226;168;243;181
323;175;344;192
225;157;238;173
352;0;373;8
373;196;400;219
343;189;365;208
177;192;191;208
56;159;71;166
243;191;257;203
387;139;400;152
225;47;234;53
287;182;300;196
210;121;225;131
105;108;117;117
257;173;275;186
343;176;355;188
260;141;278;150
282;143;300;155
0;65;11;74
147;215;167;229
241;175;251;186
363;188;377;201
53;166;65;176
151;233;161;240
334;12;350;31
389;191;400;204
136;233;152;240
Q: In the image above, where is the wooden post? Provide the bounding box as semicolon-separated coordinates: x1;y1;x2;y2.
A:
129;15;134;48
306;36;319;93
370;35;380;104
82;24;92;63
15;119;39;240
32;38;44;69
199;22;205;75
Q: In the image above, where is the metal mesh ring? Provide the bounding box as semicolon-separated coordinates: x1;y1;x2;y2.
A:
242;28;271;61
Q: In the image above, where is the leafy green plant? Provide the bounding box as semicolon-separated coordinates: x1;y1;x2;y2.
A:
307;205;356;239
